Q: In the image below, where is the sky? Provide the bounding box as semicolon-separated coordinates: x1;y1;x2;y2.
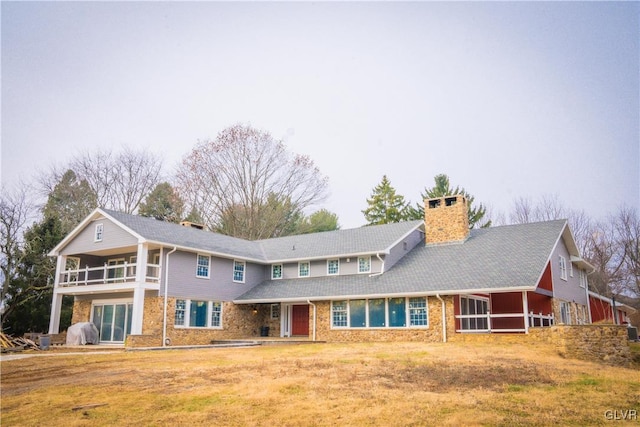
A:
2;1;638;229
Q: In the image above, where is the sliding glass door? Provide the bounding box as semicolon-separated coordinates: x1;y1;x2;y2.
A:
92;303;133;343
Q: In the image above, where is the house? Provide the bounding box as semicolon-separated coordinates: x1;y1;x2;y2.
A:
48;195;605;346
588;291;634;325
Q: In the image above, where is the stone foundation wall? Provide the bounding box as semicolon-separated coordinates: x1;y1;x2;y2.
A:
314;296;455;343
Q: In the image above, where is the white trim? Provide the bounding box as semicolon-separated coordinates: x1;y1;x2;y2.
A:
559;255;567;281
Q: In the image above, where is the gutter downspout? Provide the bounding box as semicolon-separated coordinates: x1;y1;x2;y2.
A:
436;294;447;343
307;300;316;341
162;247;178;347
369;253;385;277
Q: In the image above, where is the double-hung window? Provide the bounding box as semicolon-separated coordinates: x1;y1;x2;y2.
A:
560;301;571;324
233;260;245;283
327;259;339;275
94;224;104;242
409;297;428;326
271;264;283;280
196;254;210;278
559;256;567;281
299;262;310;277
358;256;371;274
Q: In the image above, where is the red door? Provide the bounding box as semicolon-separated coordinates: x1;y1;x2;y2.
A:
291;305;309;336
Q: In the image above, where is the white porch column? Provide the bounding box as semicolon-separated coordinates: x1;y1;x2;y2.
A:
48;255;65;334
130;286;145;334
522;291;529;334
48;291;63;334
135;243;148;283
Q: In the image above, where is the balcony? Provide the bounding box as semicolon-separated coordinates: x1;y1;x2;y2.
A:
58;262;161;288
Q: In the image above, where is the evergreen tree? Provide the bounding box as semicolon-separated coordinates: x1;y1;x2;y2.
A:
411;174;491;228
43;169;97;235
139;182;185;223
362;175;411;225
2;215;72;335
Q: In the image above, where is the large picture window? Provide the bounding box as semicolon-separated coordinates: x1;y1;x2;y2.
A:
331;297;428;329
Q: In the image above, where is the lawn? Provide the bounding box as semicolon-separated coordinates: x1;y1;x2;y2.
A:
1;341;639;426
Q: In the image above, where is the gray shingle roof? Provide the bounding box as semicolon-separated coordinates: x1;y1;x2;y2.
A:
102;209;423;263
257;220;423;261
103;209;266;261
235;219;567;301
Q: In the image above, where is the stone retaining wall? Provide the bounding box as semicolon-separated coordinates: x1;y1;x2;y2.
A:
529;325;632;366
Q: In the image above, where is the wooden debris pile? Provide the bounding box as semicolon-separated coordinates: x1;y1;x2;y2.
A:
0;332;42;352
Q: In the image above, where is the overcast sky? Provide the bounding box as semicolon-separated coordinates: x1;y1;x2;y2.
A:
2;2;638;229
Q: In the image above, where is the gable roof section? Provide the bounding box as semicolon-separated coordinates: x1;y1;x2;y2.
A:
102;209;266;261
257;220;423;262
235;220;568;302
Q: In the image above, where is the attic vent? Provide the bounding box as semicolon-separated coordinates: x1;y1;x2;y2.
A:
180;221;205;230
428;199;441;209
445;196;457;206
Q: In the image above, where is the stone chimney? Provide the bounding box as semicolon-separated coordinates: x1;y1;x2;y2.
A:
424;195;469;244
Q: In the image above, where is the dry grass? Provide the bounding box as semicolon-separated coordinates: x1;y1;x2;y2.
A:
1;342;639;426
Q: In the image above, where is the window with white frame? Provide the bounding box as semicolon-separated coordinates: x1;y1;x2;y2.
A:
579;270;588;289
409;297;428;326
174;299;223;328
270;304;280;320
558;256;567;281
129;255;137;277
233;260;245;283
299;261;310;277
196;254;210;278
332;301;348;327
271;264;283;280
331;297;428;328
569;261;574;277
560;301;571;324
358;256;371;274
94;223;104;242
459;296;489;330
327;259;339;275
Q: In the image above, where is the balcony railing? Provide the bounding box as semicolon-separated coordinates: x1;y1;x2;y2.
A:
58;262;160;287
456;311;555;333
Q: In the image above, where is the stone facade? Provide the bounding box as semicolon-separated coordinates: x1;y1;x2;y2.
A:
71;299;92;325
127;297;276;347
551;298;589;325
424;195;469;244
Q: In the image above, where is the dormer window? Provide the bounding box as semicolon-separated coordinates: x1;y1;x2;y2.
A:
271;264;283;280
358;256;371;274
327;259;339;275
94;224;104;242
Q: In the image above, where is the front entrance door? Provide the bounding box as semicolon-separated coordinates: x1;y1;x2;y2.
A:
291;305;309;336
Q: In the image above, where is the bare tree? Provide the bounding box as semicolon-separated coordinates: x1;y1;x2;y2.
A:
39;148;163;214
509;196;535;224
0;184;36;322
176;124;328;239
615;206;640;298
